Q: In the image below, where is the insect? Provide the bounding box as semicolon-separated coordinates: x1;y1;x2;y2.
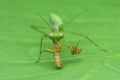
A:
31;9;106;69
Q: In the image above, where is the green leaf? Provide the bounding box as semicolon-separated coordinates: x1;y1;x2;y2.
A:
0;0;120;80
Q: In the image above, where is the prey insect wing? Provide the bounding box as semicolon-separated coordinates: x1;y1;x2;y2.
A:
68;40;82;55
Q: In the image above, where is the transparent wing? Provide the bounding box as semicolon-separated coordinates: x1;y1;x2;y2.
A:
49;8;89;32
50;12;63;26
49;12;64;31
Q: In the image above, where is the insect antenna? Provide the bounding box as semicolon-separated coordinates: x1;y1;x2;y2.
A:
64;8;89;28
36;13;52;30
30;25;48;35
36;36;45;63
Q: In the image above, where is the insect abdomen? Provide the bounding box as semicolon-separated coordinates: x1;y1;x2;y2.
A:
54;52;62;69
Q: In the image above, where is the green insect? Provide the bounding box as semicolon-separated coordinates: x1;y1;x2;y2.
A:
31;9;106;69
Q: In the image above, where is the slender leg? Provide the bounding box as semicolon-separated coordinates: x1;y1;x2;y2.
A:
66;30;107;52
84;36;107;52
36;36;44;63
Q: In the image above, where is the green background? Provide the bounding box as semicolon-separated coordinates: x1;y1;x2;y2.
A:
0;0;120;80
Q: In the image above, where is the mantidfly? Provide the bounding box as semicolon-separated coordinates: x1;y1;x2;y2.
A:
30;9;107;69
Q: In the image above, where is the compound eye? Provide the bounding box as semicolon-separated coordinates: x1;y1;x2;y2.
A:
59;32;64;39
48;32;54;38
48;32;64;41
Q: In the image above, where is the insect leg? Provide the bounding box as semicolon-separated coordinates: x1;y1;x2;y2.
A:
36;36;45;63
65;30;107;52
